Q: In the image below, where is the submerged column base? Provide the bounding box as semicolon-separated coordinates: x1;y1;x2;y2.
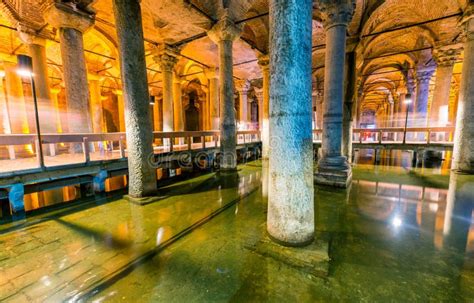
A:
124;195;162;206
315;156;352;188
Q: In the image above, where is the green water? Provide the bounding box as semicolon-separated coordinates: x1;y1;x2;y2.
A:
1;162;473;302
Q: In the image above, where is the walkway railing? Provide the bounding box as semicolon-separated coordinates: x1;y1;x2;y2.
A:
312;127;455;144
0;130;261;175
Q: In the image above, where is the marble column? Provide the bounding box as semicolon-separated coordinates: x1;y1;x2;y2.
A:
204;68;220;130
112;0;157;198
4;61;29;135
236;79;250;128
114;89;125;132
315;0;354;188
153;45;178;132
0;70;15;159
45;3;94;134
173;74;184;132
452;5;474;173
414;67;435;127
430;44;462;127
88;74;104;133
50;87;63;133
267;0;314;246
342;51;356;162
207;11;241;171
258;54;270;199
18;32;57;133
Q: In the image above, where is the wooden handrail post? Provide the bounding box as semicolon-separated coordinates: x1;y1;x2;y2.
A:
188;136;192;150
170;136;174;152
35;138;45;169
83;137;90;163
202;136;206;149
379;130;382;144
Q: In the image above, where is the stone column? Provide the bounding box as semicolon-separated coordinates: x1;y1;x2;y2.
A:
173;74;184;132
45;2;94;134
50;87;63;133
114;89;125;132
414;67;435;127
235;79;250;128
315;89;324;129
153;45;179;132
18;31;57;133
112;0;157;198
204;68;220;130
258;54;270;198
430;44;462;127
4;61;29;135
267;0;314;246
342;51;356;162
88;74;104;133
207;11;241;171
315;0;354;188
452;5;474;172
0;70;15;159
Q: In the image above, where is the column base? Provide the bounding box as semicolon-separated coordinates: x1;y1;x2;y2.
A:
124;195;163;206
315;157;352;188
246;234;329;278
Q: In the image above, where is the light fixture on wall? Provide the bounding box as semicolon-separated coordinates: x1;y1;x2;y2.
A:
17;54;45;169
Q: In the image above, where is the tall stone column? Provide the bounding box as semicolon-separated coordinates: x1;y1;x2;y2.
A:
207;11;241;171
18;31;57;133
414;67;435;127
430;44;462;127
267;0;314;246
46;2;94;134
235;79;250;128
452;5;474;172
88;74;104;133
4;61;29;135
114;89;125;132
153;45;178;132
258;54;270;198
342;51;356;162
173;74;184;132
112;0;157;198
50;87;63;133
315;0;354;188
204;68;220;130
0;71;15;159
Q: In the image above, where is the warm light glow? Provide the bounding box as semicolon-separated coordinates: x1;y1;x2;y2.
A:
404;94;413;105
392;216;402;228
16;69;34;77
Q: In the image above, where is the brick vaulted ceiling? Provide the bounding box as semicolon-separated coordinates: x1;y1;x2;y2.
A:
0;0;470;110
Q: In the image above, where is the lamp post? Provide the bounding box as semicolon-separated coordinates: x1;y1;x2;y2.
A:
402;93;413;144
17;54;45;169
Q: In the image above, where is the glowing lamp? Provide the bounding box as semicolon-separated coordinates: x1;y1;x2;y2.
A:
17;54;34;77
403;93;413;105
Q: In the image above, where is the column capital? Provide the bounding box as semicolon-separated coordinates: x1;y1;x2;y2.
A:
45;2;95;32
207;10;241;43
235;79;251;94
416;67;435;84
204;67;219;79
152;44;179;73
433;43;463;67
257;54;270;71
50;87;61;95
317;0;355;29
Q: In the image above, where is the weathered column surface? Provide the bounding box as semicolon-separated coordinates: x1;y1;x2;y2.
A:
315;0;354;188
414;67;435;127
236;79;250;127
173;74;184;132
112;0;157;198
258;54;270;199
342;51;356;162
430;44;462;127
205;68;220;130
88;74;104;133
267;0;314;246
18;31;56;133
452;5;474;173
154;45;178;132
208;11;241;171
45;3;94;134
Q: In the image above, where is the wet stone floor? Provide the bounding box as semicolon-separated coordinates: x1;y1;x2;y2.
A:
1;161;473;302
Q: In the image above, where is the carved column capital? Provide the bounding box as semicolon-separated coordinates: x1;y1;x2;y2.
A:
204;67;219;79
207;10;241;43
235;79;251;94
45;2;95;32
416;68;435;85
257;54;270;71
152;44;179;73
317;0;355;29
433;43;463;67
